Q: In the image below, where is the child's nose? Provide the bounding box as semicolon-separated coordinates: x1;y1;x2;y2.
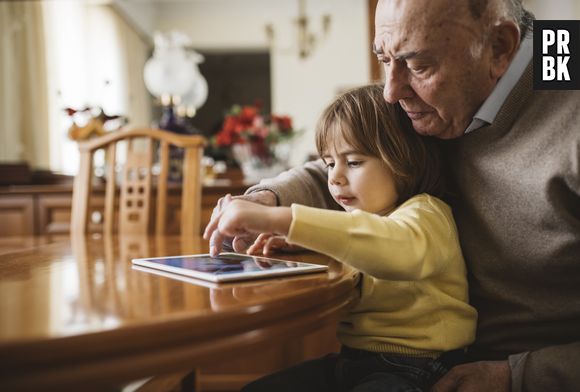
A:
329;170;346;186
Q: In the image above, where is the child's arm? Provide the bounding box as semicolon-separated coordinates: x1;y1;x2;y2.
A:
285;196;459;281
216;199;292;238
216;203;303;256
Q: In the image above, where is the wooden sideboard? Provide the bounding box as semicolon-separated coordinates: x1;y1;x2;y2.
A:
0;179;251;237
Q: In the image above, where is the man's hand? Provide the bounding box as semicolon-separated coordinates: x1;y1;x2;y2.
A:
431;360;510;392
203;190;278;256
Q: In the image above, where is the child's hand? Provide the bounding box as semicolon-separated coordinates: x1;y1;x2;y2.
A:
204;191;277;257
217;199;268;237
247;233;304;257
217;200;292;239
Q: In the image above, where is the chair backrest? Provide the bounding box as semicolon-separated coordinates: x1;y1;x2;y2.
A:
71;128;206;237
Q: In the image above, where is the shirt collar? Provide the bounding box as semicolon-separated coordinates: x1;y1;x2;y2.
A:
464;33;533;134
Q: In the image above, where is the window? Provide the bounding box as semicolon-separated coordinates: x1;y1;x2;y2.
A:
43;2;151;174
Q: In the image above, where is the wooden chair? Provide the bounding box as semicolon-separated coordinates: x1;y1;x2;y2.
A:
71;128;206;237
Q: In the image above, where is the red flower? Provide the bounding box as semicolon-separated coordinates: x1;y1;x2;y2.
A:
239;106;258;124
215;128;234;146
272;115;293;133
212;104;295;148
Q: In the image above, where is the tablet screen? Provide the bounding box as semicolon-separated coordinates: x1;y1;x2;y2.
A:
132;253;328;283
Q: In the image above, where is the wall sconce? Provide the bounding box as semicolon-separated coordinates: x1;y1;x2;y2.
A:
266;0;331;59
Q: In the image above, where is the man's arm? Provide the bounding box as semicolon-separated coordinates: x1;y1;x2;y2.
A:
509;342;580;392
246;159;338;209
204;159;336;255
433;343;580;392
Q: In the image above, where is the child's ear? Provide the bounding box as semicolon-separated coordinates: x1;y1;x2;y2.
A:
489;21;520;80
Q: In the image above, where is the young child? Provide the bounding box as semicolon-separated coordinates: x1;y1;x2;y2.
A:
210;84;477;391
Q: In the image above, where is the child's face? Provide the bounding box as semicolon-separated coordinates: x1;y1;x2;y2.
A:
322;135;399;215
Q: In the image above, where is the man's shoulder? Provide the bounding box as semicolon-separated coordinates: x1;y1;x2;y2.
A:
523;88;580;132
529;88;580;106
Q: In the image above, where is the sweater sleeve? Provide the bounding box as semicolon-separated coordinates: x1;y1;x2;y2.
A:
509;343;580;392
245;159;339;210
286;195;457;281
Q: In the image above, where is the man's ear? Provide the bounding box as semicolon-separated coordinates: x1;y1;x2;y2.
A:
489;21;520;79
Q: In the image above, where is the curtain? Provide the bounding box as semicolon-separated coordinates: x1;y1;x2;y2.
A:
111;7;153;130
0;2;50;168
43;2;153;174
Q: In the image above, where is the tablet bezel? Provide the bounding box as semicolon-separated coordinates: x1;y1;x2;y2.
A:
131;252;328;283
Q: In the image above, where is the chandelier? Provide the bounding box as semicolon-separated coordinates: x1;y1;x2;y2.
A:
266;0;331;59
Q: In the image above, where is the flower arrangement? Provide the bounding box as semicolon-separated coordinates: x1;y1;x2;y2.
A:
64;106;127;141
214;104;294;157
212;103;297;181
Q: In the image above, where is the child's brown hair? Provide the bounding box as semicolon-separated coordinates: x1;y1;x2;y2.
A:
315;84;443;204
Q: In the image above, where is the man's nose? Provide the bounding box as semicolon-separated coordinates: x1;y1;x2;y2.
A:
383;63;412;104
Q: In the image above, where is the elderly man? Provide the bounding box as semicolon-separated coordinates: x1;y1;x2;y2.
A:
205;0;580;390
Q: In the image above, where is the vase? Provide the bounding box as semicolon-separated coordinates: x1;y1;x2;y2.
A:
232;141;290;183
157;105;198;182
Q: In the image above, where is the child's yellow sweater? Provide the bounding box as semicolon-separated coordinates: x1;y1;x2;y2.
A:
287;193;477;357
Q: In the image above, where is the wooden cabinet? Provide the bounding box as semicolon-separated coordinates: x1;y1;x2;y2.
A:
36;193;75;234
0;181;250;236
0;195;35;236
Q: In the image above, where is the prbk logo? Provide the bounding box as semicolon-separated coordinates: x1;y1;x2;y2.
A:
533;20;579;90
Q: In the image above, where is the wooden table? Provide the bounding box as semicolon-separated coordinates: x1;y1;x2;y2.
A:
0;235;358;391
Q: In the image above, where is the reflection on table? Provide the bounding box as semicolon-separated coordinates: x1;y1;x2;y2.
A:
0;234;358;391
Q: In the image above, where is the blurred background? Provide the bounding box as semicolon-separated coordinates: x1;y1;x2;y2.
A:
0;0;578;177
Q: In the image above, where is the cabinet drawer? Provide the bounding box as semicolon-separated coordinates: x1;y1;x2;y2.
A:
0;196;35;236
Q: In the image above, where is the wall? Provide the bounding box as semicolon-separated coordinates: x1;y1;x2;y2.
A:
525;0;580;19
139;0;371;166
113;0;155;44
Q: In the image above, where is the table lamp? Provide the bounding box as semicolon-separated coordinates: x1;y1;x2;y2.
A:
143;31;208;133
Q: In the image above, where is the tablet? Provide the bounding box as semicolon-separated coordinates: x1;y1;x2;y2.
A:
131;252;328;283
131;265;223;289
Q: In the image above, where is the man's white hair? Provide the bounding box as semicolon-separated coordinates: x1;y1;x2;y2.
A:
467;0;533;36
466;0;534;59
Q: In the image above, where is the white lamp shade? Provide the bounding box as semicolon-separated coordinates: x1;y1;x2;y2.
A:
143;50;195;98
180;67;208;110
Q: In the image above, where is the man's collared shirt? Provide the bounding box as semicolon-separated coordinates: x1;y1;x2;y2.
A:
464;33;533;134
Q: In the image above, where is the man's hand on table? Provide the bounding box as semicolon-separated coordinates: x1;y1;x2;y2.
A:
431;360;510;392
203;190;278;257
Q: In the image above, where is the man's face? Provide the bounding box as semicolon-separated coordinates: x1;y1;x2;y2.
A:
374;0;498;139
